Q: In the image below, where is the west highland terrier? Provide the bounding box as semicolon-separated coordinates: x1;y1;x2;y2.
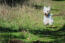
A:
43;6;53;25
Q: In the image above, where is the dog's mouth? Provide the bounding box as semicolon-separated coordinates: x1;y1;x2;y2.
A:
45;13;49;17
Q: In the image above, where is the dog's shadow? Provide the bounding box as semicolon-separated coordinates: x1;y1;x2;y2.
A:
46;26;57;28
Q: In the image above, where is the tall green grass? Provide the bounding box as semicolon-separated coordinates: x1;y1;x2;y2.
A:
0;0;65;43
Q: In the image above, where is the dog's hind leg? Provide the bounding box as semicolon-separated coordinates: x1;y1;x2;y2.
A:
49;19;53;25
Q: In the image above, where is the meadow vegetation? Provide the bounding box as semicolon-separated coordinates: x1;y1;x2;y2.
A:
0;0;65;43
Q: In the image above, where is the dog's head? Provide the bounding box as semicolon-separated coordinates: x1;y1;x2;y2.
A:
43;6;51;16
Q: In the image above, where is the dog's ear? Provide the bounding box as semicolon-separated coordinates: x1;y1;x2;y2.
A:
47;6;51;11
43;6;47;12
43;6;47;10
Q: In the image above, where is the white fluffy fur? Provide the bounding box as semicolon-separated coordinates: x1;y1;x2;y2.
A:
43;6;53;25
43;6;51;14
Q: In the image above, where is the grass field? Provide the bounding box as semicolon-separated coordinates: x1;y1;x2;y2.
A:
0;0;65;43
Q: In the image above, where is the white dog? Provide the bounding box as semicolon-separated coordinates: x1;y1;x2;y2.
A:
43;6;53;25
